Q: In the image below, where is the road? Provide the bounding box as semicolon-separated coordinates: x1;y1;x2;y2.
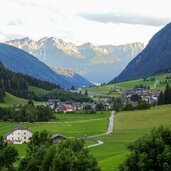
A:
87;111;115;148
106;111;115;135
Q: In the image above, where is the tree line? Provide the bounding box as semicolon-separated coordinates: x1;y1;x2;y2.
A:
0;61;90;102
0;101;53;122
158;84;171;105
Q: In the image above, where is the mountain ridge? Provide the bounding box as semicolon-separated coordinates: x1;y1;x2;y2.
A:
0;43;93;89
6;37;144;83
110;23;171;83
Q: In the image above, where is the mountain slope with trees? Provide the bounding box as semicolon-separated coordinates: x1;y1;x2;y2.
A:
0;43;93;89
6;37;144;82
111;23;171;83
0;61;90;103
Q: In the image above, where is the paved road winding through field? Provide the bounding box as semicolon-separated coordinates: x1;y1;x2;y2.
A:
87;111;115;148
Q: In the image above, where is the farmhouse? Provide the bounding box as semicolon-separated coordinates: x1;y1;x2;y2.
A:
4;126;33;144
51;134;67;143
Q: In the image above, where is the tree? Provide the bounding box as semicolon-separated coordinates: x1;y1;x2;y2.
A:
2;146;18;171
27;130;52;153
51;139;100;171
130;94;141;102
84;89;88;97
164;83;170;104
19;135;100;171
28;100;34;106
158;91;165;105
0;137;18;171
119;126;171;171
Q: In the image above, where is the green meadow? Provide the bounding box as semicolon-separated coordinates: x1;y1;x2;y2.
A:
0;91;44;107
89;104;171;170
0;105;171;170
88;73;171;97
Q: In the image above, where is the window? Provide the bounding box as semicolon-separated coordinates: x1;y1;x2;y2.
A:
18;133;20;135
24;137;26;140
18;137;20;140
24;132;26;135
12;137;14;140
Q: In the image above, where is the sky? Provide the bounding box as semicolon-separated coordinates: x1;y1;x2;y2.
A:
0;0;171;45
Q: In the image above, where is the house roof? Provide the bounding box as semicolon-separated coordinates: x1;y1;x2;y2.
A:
4;126;33;138
51;134;66;139
64;104;74;109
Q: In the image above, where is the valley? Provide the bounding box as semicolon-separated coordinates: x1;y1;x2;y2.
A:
1;105;171;170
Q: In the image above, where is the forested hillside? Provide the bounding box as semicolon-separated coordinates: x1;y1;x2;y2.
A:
0;61;90;102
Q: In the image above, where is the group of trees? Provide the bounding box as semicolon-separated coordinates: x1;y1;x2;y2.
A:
0;101;53;122
123;100;151;111
0;61;91;103
34;89;91;102
158;84;171;105
0;61;58;99
18;131;100;171
143;76;155;81
0;137;18;171
119;126;171;171
0;88;5;102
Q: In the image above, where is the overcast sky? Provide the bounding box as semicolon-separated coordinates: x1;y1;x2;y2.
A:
0;0;171;45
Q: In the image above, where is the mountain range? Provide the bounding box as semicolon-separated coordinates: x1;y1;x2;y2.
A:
6;37;144;83
0;43;93;89
111;23;171;83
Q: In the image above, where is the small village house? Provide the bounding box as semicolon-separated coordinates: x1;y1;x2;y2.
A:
51;134;67;143
4;126;33;144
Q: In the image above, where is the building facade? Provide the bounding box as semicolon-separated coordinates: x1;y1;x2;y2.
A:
4;126;33;144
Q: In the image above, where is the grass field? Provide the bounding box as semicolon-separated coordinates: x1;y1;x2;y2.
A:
89;104;171;170
0;92;44;107
28;86;48;95
0;115;109;138
0;92;28;107
54;111;110;122
88;73;171;98
1;104;171;170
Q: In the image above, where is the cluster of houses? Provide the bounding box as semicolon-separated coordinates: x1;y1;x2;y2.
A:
4;126;66;144
122;88;160;105
46;99;114;113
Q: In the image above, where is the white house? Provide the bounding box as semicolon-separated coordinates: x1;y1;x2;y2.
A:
4;126;33;144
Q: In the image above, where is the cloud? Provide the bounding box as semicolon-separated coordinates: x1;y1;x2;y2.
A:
78;13;171;26
7;19;23;26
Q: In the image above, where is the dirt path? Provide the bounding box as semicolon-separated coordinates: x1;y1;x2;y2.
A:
87;111;115;148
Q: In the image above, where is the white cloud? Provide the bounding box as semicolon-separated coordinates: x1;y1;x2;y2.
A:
0;0;170;45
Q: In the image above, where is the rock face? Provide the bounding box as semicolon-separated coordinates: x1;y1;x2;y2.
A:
110;23;171;83
0;43;93;89
6;37;144;83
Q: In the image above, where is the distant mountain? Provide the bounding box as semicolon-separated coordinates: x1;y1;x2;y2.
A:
6;37;144;83
52;67;93;88
110;23;171;83
0;43;93;89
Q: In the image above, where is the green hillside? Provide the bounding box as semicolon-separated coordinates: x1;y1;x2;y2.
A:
0;92;44;107
28;85;48;95
0;92;28;107
88;73;171;97
90;104;171;170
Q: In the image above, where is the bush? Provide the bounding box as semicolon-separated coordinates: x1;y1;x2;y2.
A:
118;126;171;171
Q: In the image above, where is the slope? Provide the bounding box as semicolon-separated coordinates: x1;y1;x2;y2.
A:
6;37;144;82
0;43;92;89
111;22;171;83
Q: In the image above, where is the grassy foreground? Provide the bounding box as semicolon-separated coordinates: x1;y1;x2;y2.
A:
90;104;171;170
0;105;171;170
